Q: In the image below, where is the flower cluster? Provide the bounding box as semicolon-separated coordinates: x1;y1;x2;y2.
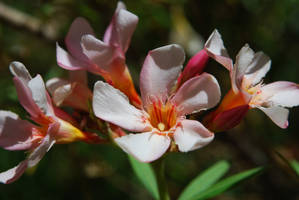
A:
0;1;298;184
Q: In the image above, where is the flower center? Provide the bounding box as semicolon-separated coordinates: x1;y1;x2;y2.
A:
147;100;177;132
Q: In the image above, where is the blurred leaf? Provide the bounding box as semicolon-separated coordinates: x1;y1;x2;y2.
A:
178;160;230;200
128;155;159;200
290;160;299;175
193;167;264;200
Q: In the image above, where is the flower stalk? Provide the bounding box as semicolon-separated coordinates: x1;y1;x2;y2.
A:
152;158;170;200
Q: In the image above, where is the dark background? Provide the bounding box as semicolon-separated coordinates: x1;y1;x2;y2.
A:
0;0;298;199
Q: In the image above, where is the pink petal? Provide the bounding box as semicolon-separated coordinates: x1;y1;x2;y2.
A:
174;120;214;152
56;43;88;70
257;106;289;128
115;132;171;163
0;111;37;151
140;44;185;108
172;73;221;115
243;52;271;87
258;81;299;107
0;161;28;184
28;75;54;116
65;17;95;63
103;1;126;43
93;81;150;132
81;34;115;71
0;122;58;184
204;29;233;71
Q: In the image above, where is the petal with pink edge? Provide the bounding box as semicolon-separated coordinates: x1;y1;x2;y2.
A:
140;44;185;108
56;43;88;70
0;111;37;151
65;17;94;63
9;62;32;84
259;81;299;107
172;73;221;115
243;52;271;87
93;81;150;132
0;161;28;184
257;106;289;129
204;29;233;71
0;123;58;184
81;34;115;70
174;120;214;152
115;132;171;163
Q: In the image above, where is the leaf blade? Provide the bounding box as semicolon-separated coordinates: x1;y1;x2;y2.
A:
128;155;159;199
179;160;230;200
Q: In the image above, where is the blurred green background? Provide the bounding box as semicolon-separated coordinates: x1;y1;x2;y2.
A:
0;0;298;199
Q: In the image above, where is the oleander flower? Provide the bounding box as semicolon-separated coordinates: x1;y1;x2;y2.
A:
56;2;141;106
204;30;299;130
0;62;101;184
92;44;221;162
46;71;92;112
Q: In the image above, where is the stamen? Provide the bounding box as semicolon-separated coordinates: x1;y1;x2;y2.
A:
157;123;165;131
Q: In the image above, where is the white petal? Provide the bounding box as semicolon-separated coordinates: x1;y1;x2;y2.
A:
46;77;69;96
140;44;185;108
204;29;233;71
258;81;299;107
243;52;271;87
0;161;28;184
172;73;221;115
9;62;32;84
174;120;214;152
257;106;289;128
28;75;53;116
81;34;114;70
93;81;150;132
115;132;171;163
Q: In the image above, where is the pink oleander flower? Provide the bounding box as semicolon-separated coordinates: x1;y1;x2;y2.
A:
56;2;141;107
92;44;221;162
46;71;92;112
0;62;101;184
204;29;299;130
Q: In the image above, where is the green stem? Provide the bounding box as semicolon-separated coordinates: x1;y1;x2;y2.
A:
152;158;170;200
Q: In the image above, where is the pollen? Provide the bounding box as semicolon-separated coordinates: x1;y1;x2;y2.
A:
157;123;166;131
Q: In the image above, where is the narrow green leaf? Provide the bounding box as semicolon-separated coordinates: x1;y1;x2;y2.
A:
194;166;264;200
128;155;159;200
290;160;299;175
178;160;230;200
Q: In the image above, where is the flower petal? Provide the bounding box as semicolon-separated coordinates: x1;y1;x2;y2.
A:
204;29;233;71
93;81;150;132
172;73;221;115
233;44;255;91
65;17;94;63
69;70;88;85
9;61;32;84
46;77;69;96
115;132;171;163
56;43;88;70
81;34;115;70
243;52;271;87
174;120;214;152
0;161;28;184
257;106;289;128
28;75;53;116
140;44;185;108
0;122;58;184
258;81;299;107
0;111;37;151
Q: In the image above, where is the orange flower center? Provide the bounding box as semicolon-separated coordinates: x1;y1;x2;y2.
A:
147;100;177;132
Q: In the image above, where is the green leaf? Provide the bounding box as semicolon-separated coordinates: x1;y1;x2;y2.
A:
194;166;264;200
178;160;230;200
290;160;299;175
128;155;159;200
